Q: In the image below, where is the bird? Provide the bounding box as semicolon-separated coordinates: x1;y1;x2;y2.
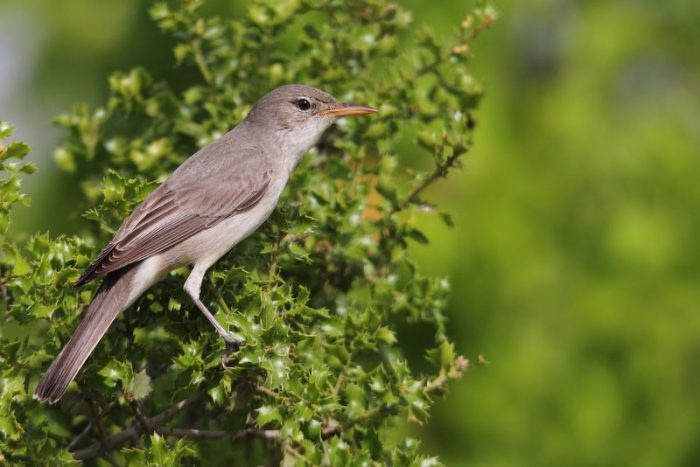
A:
34;84;377;403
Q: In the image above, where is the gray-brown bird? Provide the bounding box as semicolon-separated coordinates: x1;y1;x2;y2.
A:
35;84;377;403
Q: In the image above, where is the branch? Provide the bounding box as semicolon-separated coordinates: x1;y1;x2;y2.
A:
66;422;92;452
85;394;112;460
425;355;470;393
192;39;214;85
72;392;201;461
393;150;465;213
323;355;471;439
321;402;389;440
72;357;470;460
156;426;281;442
128;398;152;434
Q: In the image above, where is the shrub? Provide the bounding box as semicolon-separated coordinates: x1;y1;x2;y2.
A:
0;0;494;463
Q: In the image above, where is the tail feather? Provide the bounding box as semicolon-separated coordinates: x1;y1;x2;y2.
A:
35;266;137;403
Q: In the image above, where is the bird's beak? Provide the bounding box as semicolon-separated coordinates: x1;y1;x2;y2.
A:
317;103;378;117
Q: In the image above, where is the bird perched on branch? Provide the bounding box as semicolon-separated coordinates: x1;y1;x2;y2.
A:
35;84;377;403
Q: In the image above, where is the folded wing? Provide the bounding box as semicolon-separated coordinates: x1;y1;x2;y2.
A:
76;148;271;286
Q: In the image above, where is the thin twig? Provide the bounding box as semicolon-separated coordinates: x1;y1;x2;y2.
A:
415;59;440;78
426;355;471;393
86;396;110;457
392;151;465;213
128;398;152;435
131;431;146;450
211;281;233;316
323;355;470;440
192;39;214;85
255;384;283;400
217;297;233;315
331;371;345;397
321;402;390;440
72;357;469;461
66;422;92;452
157;426;281;441
283;442;309;462
72;392;201;461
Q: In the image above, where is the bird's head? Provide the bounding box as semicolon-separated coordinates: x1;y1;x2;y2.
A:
245;84;377;159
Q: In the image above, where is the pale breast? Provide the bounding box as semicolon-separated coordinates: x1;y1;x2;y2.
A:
155;170;290;272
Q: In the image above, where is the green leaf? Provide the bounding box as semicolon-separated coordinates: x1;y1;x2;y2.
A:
344;383;367;419
376;326;398;345
126;369;153;401
98;360;131;388
0;120;13;139
256;405;283;427
4;141;31;160
407;228;430;244
0;0;494;462
439;211;454;227
288;241;311;262
11;254;31;276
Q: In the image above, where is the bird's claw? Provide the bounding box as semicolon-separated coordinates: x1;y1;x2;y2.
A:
221;335;244;369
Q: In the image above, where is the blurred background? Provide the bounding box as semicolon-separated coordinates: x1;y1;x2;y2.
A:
2;0;699;465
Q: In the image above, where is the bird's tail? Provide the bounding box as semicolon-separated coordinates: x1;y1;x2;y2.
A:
34;266;139;403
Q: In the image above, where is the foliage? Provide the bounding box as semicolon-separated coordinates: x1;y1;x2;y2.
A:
420;2;700;465
0;0;494;464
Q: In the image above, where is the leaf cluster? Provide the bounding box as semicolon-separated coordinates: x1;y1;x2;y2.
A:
0;0;494;464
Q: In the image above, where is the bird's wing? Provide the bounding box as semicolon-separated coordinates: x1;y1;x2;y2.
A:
76;146;271;286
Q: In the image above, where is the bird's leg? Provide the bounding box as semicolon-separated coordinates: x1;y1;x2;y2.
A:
184;264;244;366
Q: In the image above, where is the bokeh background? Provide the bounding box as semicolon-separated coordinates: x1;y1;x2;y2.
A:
2;0;699;465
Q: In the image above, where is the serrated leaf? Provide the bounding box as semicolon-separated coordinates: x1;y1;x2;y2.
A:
256;405;283;427
376;326;397;345
288;241;311;262
127;369;152;401
98;360;130;388
0;120;13;138
2;142;30;161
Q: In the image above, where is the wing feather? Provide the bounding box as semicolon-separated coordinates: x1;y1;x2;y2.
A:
75;143;271;286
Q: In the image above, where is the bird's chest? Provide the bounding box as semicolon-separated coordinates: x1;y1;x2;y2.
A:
174;171;290;266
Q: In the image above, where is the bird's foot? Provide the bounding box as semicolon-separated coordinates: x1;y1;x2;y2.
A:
221;335;245;369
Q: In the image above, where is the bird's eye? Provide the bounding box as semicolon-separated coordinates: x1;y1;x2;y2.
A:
296;98;311;111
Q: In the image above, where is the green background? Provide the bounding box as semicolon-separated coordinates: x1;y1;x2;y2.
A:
2;0;699;465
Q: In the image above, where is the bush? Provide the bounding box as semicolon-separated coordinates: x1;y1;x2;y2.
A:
0;0;494;463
